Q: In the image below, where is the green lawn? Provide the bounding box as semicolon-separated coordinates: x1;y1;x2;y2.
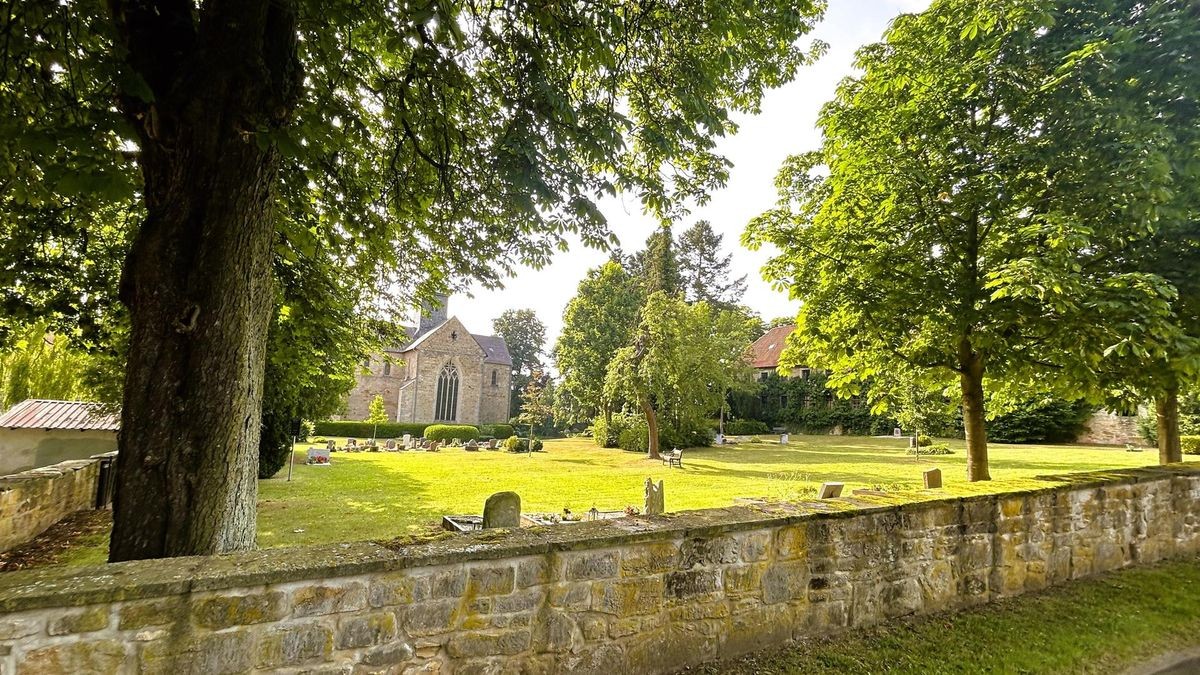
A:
701;555;1200;674
11;434;1183;565
254;434;1174;549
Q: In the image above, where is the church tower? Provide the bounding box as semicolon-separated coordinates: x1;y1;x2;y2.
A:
416;293;449;336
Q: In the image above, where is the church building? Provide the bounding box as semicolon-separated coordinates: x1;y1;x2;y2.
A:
343;296;512;425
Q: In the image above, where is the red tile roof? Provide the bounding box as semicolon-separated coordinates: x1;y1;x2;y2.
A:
750;324;796;369
0;399;120;431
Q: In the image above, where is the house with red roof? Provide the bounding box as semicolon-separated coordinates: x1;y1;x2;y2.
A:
749;324;812;382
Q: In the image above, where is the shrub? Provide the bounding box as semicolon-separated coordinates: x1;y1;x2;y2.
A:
725;419;770;435
988;398;1094;444
313;420;428;438
906;444;953;456
425;424;480;442
611;415;711;452
481;423;515;440
917;435;932;447
504;436;544;452
1182;436;1200;455
591;412;640;449
617;421;649;453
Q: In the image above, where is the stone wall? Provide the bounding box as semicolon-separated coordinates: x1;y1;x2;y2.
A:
0;466;1198;674
1077;410;1142;446
0;457;102;553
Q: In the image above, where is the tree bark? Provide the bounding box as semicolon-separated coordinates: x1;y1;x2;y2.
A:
959;339;990;482
640;397;661;460
107;0;300;561
1157;386;1182;464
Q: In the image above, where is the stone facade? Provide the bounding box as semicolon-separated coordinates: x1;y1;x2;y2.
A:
0;457;101;553
1077;409;1142;446
1;466;1199;674
344;297;512;426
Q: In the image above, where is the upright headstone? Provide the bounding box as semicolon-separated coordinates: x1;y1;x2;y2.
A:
326;439;336;453
780;433;790;445
893;427;903;438
923;468;943;489
818;482;844;499
385;439;397;450
402;433;412;446
306;447;331;466
714;433;724;445
909;436;918;448
483;491;521;528
644;477;665;516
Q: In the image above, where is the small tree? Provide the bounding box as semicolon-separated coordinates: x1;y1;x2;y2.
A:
517;370;554;452
367;395;388;441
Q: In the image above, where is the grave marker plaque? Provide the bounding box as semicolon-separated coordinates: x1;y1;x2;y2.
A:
483;491;521;528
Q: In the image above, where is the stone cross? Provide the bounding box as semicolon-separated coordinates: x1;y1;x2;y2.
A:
923;468;943;489
644;478;665;516
483;491;521;528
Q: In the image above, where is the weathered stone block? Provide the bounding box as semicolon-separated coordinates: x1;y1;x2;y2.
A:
763;561;806;605
19;639;126;674
680;535;740;567
564;550;619;581
516;557;552;588
369;572;415;607
362;641;415;666
446;629;531;658
740;531;772;562
591;577;664;616
531;611;577;653
119;598;182;630
336;611;396;650
425;568;468;598
47;606;108;635
547;582;591;611
620;542;680;577
402;599;459;636
193;590;287;628
292;582;367;617
774;525;809;560
490;587;546;614
468;565;515;597
257;621;334;668
665;568;722;600
142;631;256;675
0;616;42;640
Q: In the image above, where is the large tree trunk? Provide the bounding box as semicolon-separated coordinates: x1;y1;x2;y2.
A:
1157;386;1182;464
640;397;661;460
107;1;300;561
959;340;990;482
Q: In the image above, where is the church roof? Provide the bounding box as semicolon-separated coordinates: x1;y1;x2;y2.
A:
391;318;513;367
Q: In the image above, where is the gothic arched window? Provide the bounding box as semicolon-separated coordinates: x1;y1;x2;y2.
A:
435;363;460;421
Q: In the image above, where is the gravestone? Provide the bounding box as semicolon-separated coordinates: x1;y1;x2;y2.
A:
923;468;943;489
818;482;843;499
714;433;724;445
483;491;521;528
644;478;665;516
780;433;790;445
909;435;918;448
402;433;412;445
385;439;396;450
306;447;331;466
326;439;336;452
893;427;902;437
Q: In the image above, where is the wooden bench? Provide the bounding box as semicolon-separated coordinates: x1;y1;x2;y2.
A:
661;448;684;468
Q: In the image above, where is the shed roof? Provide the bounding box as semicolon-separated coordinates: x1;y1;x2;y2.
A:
750;324;796;369
0;399;120;432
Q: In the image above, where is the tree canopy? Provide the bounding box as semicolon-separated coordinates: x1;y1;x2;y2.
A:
4;0;827;560
678;220;747;308
747;0;1198;481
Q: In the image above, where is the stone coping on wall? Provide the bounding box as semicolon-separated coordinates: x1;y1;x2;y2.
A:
0;463;1194;615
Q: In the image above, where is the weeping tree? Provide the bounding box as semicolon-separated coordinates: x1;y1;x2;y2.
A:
4;0;826;559
747;0;1195;481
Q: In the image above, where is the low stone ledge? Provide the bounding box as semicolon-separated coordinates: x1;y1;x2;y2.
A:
0;464;1191;615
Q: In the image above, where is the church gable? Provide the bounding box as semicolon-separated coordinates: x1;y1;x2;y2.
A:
406;317;485;360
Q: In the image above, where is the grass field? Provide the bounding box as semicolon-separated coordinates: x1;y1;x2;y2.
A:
10;434;1183;566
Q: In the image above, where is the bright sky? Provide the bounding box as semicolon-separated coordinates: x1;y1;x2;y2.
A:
433;0;931;346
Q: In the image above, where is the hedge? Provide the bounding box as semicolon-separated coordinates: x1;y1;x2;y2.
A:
724;419;770;435
313;420;428;438
1183;435;1200;455
425;424;480;442
504;436;544;452
481;423;515;440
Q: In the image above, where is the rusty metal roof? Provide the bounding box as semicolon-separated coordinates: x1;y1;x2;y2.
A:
0;399;120;431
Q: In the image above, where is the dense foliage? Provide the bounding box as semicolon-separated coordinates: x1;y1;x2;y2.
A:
504;436;544;453
480;424;515;440
424;424;481;442
313;421;428;439
730;372;895;435
1138;391;1200;446
492;309;547;417
747;0;1199;480
987;398;1094;444
723;419;770;436
0;324;98;410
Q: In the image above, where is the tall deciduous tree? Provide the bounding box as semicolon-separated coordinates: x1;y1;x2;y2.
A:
492;309;547;417
3;0;825;559
678;220;747;308
747;0;1192;482
604;292;753;459
554;262;643;425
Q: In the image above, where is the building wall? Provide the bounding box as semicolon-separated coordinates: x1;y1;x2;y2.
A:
0;457;101;552
0;429;116;476
406;318;486;426
342;352;405;422
479;364;512;424
0;466;1197;673
1077;410;1142;446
